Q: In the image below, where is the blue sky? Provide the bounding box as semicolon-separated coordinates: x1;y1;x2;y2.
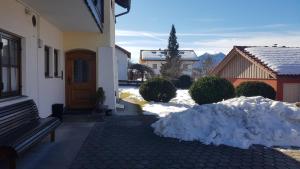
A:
115;0;300;62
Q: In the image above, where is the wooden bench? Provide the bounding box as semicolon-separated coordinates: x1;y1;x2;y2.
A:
0;99;61;169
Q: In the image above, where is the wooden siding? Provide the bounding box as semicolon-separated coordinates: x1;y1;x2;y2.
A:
217;54;273;79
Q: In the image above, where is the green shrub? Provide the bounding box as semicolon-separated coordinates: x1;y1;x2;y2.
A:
139;77;176;102
176;75;193;89
170;79;179;88
189;76;235;105
236;81;276;99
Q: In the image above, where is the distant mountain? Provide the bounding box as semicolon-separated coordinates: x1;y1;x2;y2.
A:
193;52;226;69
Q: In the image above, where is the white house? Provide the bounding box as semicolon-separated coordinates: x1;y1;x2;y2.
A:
140;49;199;77
0;0;131;117
116;45;131;80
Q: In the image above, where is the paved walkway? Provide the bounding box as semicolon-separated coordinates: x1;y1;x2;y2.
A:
114;99;141;116
70;115;300;169
0;116;96;169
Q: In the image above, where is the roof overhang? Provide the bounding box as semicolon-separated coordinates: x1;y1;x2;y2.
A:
21;0;101;32
115;45;131;58
211;47;277;78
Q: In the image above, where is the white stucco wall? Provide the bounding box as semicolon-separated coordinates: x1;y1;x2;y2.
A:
38;17;64;117
116;48;129;80
0;0;118;114
0;0;64;117
98;47;116;110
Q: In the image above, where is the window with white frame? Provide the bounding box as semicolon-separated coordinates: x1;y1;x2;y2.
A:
44;46;56;78
54;49;60;78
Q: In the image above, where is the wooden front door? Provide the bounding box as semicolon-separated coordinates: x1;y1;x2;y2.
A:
65;50;96;109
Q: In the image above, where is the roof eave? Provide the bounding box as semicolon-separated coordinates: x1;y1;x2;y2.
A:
115;45;131;58
211;46;278;78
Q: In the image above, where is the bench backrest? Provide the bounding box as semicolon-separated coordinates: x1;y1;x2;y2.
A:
0;99;39;138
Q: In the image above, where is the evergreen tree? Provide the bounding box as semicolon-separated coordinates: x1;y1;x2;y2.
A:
160;25;182;79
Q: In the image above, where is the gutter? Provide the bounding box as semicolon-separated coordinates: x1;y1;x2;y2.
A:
115;0;131;18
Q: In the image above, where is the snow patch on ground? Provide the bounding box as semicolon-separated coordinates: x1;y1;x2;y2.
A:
152;96;300;149
119;87;195;117
119;86;143;100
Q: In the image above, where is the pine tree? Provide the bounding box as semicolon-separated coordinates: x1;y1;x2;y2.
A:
160;25;182;79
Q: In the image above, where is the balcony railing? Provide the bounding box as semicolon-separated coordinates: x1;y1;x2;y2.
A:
85;0;104;32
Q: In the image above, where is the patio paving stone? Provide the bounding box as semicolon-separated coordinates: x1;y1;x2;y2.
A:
69;115;300;169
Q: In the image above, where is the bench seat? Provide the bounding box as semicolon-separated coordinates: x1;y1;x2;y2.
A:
0;99;61;169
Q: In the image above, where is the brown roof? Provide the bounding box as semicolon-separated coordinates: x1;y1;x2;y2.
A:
211;46;300;77
235;46;276;74
211;46;277;77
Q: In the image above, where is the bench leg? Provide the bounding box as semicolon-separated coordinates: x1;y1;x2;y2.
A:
9;158;16;169
50;131;55;142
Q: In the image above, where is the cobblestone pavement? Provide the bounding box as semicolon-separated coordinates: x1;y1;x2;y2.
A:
70;115;300;169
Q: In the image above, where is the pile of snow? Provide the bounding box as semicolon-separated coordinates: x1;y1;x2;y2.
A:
119;87;195;117
152;96;300;149
143;90;195;117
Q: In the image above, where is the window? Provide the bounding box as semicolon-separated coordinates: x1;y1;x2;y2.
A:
54;49;59;77
0;31;21;98
44;46;50;77
152;64;157;69
74;59;89;83
183;64;190;70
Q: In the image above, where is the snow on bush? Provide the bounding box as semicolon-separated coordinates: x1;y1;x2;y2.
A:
152;96;300;149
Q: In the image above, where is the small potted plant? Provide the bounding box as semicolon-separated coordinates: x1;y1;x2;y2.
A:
94;87;106;113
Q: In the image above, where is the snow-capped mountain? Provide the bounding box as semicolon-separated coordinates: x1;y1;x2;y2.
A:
193;52;225;69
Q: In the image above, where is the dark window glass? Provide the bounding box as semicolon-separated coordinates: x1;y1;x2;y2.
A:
73;59;89;83
153;64;157;69
93;0;98;5
54;49;59;77
0;32;21;98
44;46;50;77
2;38;9;65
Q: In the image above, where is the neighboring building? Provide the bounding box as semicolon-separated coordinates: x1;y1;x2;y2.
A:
212;46;300;103
139;49;199;77
116;45;131;80
0;0;131;117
